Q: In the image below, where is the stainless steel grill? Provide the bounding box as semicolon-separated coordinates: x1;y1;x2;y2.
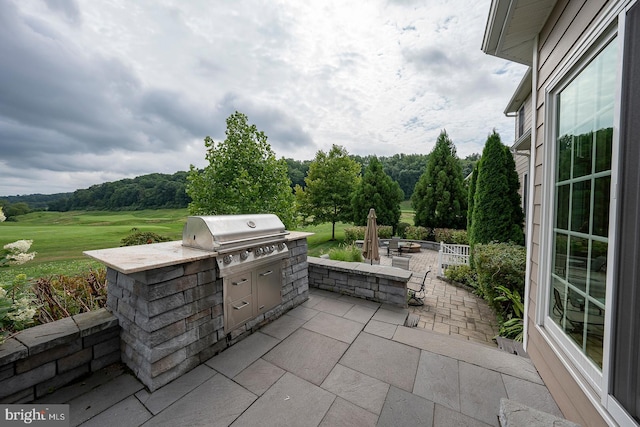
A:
182;214;289;332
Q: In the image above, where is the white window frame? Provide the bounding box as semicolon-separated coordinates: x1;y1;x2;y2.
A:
536;3;635;422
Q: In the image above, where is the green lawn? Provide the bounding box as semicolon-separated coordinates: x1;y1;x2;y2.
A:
0;209;188;282
400;200;414;225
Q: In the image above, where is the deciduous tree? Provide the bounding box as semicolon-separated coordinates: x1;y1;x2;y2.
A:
296;145;361;240
187;111;295;228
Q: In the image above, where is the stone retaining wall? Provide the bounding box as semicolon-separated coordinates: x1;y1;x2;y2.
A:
0;309;119;403
308;257;412;308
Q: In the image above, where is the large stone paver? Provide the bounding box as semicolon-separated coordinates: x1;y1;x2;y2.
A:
232;372;335;427
320;363;389;415
320;397;378;427
413;350;460;412
340;332;420;392
233;358;285;396
144;373;256;427
501;373;562;417
205;332;279;378
434;404;492;427
80;396;151;427
303;311;364;344
393;326;543;384
377;386;434;427
63;285;563;427
260;314;308;340
459;362;507;426
135;364;215;415
263;328;348;385
69;373;144;426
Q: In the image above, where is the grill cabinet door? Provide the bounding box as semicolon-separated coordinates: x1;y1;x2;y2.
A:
256;261;282;314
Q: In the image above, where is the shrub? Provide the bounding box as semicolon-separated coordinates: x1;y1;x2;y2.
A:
397;222;410;238
433;228;453;243
344;227;364;243
404;226;431;241
474;242;526;316
121;228;171;246
451;230;469;245
0;274;37;344
327;244;363;262
344;226;393;243
32;269;107;324
377;226;393;239
433;228;468;244
444;264;476;287
495;285;524;341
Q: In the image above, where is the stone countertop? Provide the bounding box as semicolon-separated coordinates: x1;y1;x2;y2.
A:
84;232;313;275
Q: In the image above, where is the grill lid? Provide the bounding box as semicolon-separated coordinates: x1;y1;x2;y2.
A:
182;214;288;253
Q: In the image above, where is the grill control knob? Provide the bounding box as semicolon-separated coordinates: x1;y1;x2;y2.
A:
222;254;233;264
255;247;264;256
266;245;275;253
240;250;249;260
278;242;286;251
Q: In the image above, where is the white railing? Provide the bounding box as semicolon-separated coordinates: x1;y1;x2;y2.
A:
438;242;470;276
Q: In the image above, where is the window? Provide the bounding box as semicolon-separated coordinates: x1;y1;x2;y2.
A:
518;105;525;137
548;39;617;370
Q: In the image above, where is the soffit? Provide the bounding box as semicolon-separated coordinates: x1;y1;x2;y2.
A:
482;0;558;66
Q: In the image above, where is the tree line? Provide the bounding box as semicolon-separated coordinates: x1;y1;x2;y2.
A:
185;111;522;245
1;113;481;219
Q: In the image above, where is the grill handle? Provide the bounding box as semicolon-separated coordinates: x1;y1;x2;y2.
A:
259;270;273;277
233;301;250;310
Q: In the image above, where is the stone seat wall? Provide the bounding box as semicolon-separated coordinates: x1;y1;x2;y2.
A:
0;309;120;403
307;256;412;308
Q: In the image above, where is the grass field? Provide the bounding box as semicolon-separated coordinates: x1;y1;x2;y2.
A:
400;200;414;225
0;209;189;282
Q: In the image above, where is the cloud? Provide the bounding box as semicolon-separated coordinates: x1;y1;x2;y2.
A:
216;93;315;153
0;0;527;196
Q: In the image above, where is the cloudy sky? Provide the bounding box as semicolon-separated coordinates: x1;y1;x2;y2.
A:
0;0;527;197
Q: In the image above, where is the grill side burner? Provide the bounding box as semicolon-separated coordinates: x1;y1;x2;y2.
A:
182;214;289;333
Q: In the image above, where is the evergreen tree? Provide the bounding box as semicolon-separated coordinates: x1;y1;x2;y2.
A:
295;145;361;240
351;157;404;230
467;164;478;232
411;130;467;229
186;111;296;228
503;145;525;245
470;131;523;245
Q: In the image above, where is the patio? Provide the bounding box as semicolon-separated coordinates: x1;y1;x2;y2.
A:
36;276;565;426
378;248;499;346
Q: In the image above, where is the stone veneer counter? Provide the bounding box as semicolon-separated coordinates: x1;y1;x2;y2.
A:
83;231;312;391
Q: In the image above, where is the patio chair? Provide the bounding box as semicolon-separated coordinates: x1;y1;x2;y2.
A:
387;237;401;257
408;268;431;306
553;288;603;331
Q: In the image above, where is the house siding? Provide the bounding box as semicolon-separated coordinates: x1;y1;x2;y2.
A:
527;0;613;425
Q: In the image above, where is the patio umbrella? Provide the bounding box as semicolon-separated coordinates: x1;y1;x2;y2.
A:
362;208;380;265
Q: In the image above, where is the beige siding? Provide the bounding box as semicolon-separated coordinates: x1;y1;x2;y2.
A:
528;0;615;424
528;328;607;426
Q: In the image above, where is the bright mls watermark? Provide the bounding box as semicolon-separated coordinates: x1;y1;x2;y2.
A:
0;405;69;427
